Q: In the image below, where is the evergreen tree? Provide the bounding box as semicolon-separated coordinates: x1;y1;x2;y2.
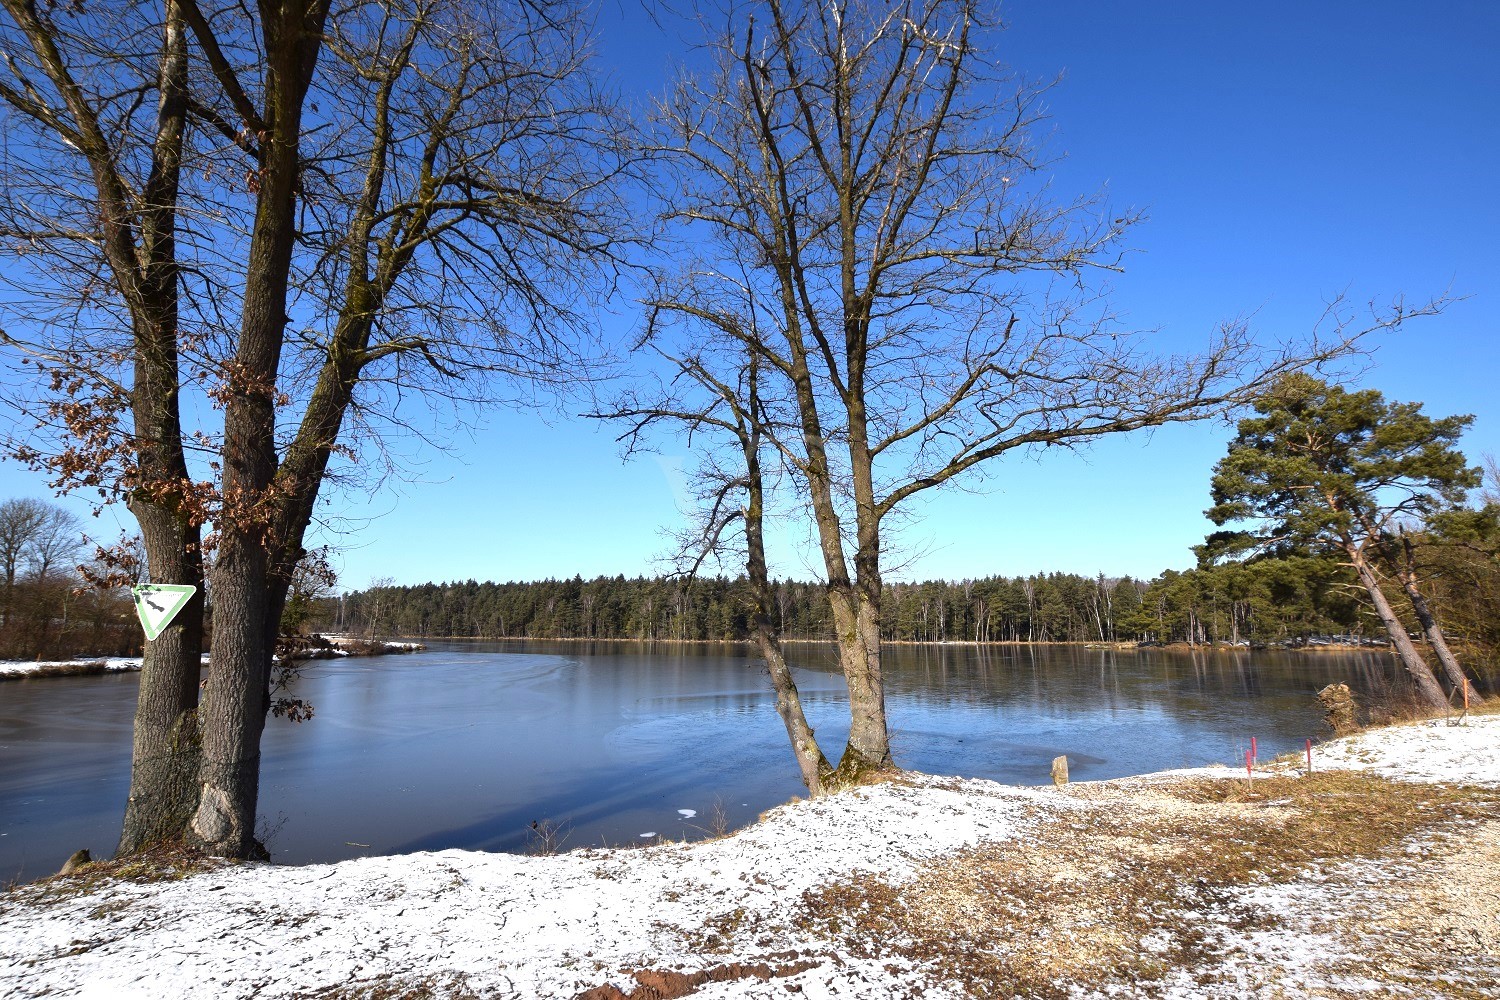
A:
1205;374;1481;706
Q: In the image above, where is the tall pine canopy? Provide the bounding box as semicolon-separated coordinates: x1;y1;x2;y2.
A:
1205;373;1477;556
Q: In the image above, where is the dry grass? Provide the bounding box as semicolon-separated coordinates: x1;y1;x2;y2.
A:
300;972;480;999
7;841;227;902
793;771;1500;998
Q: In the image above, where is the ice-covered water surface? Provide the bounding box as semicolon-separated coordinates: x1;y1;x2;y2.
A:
0;640;1407;881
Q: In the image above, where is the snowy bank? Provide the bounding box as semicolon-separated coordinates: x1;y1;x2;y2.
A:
288;634;426;659
0;656;172;680
1;638;422;680
2;714;1497;999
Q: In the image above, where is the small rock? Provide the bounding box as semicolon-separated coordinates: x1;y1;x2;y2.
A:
1051;755;1070;786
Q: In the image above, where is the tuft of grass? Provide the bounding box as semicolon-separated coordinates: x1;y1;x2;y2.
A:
525;818;571;856
684;797;733;842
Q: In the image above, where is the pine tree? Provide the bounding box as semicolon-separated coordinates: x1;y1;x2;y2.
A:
1205;374;1481;707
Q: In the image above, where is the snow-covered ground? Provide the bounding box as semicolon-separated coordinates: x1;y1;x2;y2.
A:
1;714;1496;999
1145;711;1500;788
1306;712;1500;785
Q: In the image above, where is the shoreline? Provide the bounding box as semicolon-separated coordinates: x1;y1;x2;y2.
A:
0;637;424;682
376;634;1394;653
3;710;1496;998
1;635;1420;687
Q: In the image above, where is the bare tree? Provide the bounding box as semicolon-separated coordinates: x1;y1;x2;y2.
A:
621;0;1419;784
0;0;209;850
0;498;47;598
24;502;81;582
605;342;836;793
0;497;78;625
365;575;398;639
0;0;629;858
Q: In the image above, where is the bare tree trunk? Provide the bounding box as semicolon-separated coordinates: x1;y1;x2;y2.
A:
781;315;894;781
744;394;830;791
191;2;331;858
1397;573;1485;705
836;589;891;780
754;627;831;794
819;569;892;784
117;3;205;856
743;431;831;794
119;504;204;854
1348;548;1448;709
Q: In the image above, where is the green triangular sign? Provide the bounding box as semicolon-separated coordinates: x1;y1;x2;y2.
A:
132;584;197;641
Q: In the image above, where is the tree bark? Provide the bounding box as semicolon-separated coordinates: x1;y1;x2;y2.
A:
777;285;894;781
119;503;203;854
743;435;831;795
117;2;205;856
1347;546;1448;709
1396;572;1485;705
834;590;891;781
191;1;332;859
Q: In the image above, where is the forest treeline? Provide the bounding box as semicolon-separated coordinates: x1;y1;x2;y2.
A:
317;544;1496;672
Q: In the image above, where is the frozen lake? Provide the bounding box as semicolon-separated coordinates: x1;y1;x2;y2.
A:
0;640;1410;882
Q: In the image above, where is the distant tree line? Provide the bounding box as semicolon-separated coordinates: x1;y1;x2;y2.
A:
317;556;1377;648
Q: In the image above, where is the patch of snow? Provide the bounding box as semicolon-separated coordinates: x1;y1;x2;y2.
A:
1310;715;1500;786
677;809;697;819
1;715;1495;998
0;776;1070;998
1109;715;1500;790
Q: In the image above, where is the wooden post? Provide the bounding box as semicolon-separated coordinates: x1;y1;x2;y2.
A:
1305;738;1313;775
1051;755;1070;786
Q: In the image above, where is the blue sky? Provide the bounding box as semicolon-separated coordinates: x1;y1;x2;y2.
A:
2;1;1496;589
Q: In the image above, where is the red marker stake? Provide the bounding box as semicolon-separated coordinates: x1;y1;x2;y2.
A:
1250;736;1257;763
1246;749;1254;786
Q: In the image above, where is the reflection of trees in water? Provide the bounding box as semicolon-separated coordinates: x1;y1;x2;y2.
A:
499;639;1417;716
872;645;1409;719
